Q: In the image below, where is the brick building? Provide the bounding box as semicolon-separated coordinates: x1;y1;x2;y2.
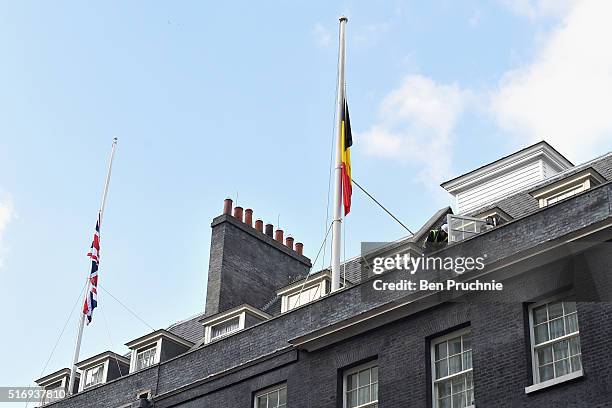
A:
35;141;612;407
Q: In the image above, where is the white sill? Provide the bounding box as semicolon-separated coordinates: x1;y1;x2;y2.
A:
525;370;583;394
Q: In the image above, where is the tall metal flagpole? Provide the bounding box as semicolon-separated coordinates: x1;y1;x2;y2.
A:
331;16;347;292
68;137;118;394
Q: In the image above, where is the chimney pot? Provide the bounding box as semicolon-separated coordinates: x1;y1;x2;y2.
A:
244;209;253;227
295;242;304;255
233;206;244;221
285;236;294;250
255;219;264;232
265;223;274;237
223;198;233;215
275;229;284;243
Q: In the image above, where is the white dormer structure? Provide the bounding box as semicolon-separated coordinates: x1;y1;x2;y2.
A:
35;368;79;405
278;270;332;313
200;304;271;344
125;329;194;373
441;141;573;214
76;351;130;392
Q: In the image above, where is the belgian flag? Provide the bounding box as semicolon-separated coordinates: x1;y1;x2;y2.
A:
341;97;353;215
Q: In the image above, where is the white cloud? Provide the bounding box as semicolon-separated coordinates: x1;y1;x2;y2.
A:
0;195;14;268
312;23;332;48
360;75;470;189
501;0;577;18
492;0;612;160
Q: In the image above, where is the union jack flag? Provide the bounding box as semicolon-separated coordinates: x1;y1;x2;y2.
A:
83;212;101;324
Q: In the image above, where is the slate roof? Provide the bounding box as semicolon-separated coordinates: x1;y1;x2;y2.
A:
467;152;612;219
166;311;206;344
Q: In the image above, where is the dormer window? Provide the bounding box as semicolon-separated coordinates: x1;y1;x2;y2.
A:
76;351;130;392
135;345;158;371
277;270;331;313
210;316;241;340
83;364;105;389
200;305;270;344
531;168;605;208
126;329;194;373
35;368;78;405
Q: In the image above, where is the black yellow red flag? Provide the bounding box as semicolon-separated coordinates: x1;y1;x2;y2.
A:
341;97;353;215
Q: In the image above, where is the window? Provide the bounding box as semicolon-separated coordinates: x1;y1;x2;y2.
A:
447;215;487;243
543;184;585;206
286;284;323;311
279;273;331;313
210;316;240;340
255;384;287;408
83;364;105;389
431;330;474;408
41;380;65;405
529;299;582;384
531;168;604;208
343;361;378;408
135;345;157;371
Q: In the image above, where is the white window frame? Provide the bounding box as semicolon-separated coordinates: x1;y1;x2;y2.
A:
430;328;474;408
526;295;583;393
279;272;331;313
343;360;379;408
531;169;604;208
209;315;242;341
202;305;270;344
447;214;487;243
82;362;107;390
254;383;287;408
134;343;159;371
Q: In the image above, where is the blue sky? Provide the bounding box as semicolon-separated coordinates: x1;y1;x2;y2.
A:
1;0;611;400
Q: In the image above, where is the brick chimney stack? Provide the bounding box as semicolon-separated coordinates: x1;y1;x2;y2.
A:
204;199;311;316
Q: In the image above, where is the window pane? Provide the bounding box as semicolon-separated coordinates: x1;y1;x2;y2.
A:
466;389;474;406
449;355;462;375
347;373;356;391
257;395;267;408
359;369;370;387
462;335;471;351
451;375;465;393
347;390;358;408
539;364;554;381
449;337;462;355
435;342;447;360
436;360;448;379
466;371;473;389
555;359;569;377
564;302;577;314
548;302;564;320
371;382;378;401
571;356;582;372
565;313;579;334
569;337;581;356
534;324;549;344
437;380;451;398
358;386;370;405
533;305;548;324
537;346;553;365
371;366;378;383
549;318;565;340
279;387;286;405
463;350;472;370
438;396;451;408
452;392;466;408
553;340;569;361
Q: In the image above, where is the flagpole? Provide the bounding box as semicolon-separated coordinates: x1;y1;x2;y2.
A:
68;137;118;394
331;16;347;292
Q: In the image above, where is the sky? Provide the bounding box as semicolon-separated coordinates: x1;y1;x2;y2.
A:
1;0;612;402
